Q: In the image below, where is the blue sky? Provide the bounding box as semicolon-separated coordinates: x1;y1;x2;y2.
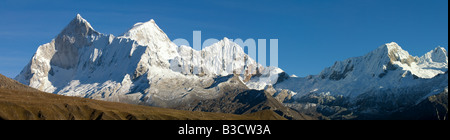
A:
0;0;448;78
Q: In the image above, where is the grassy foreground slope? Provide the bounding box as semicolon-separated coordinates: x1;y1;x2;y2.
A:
0;74;285;120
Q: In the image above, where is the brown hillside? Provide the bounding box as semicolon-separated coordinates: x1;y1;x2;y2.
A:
0;74;284;120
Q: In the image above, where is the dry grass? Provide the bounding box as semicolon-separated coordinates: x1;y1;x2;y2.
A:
0;88;288;120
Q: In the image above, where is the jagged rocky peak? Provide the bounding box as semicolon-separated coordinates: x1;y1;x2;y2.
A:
371;42;417;65
421;46;448;64
58;14;99;38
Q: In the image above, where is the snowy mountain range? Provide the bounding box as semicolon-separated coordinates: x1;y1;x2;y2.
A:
15;14;448;120
275;42;448;119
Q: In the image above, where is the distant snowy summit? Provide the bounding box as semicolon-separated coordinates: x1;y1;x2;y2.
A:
276;42;447;97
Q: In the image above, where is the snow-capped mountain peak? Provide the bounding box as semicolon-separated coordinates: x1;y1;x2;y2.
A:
16;14;283;102
384;42;414;62
316;42;411;81
421;46;448;64
119;19;180;73
75;14;92;28
317;42;447;82
13;14;448;120
370;42;417;66
276;42;447;98
274;43;448;119
121;19;172;46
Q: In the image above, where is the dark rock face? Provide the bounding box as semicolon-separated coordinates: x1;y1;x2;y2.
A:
329;64;354;81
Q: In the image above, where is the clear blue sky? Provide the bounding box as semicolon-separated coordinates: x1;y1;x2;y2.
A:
0;0;448;78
